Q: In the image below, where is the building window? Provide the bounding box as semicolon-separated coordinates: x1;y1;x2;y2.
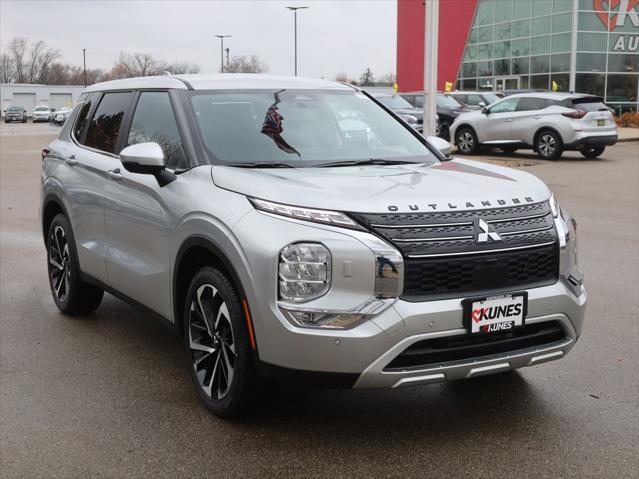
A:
461;79;478;90
462;62;477;77
511;38;531;56
550;73;569;91
469;28;478;44
477;0;495;25
551;53;571;72
578;11;608;32
478;44;493;60
496;23;511;41
552;12;572;32
575;73;605;96
512;19;531;38
576;53;606;72
512;57;530;74
531;55;551;73
478;25;495;43
478;61;494;77
553;0;572;13
495;0;513;23
530;74;550;89
495;59;511;75
577;32;607;51
494;41;511;58
514;0;532;19
532;35;551;55
533;16;551;35
533;0;553;17
606;75;639;102
608;54;639;73
464;46;478;61
552;33;571;53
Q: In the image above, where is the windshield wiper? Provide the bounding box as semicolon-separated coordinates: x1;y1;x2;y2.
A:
316;158;419;168
225;162;296;169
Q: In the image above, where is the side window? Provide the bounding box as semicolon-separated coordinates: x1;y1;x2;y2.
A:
126;92;186;169
85;92;134;154
73;97;93;141
490;98;519;113
467;94;483;105
516;97;547;111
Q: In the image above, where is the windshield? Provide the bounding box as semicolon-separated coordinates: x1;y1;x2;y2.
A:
190;89;438;167
7;106;23;111
375;94;414;110
437;94;463;109
34;106;49;111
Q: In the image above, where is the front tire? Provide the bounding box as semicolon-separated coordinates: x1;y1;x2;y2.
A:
535;130;563;160
183;266;255;417
455;127;479;154
46;214;104;314
580;146;605;158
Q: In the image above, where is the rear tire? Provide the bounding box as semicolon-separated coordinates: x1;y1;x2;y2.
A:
46;214;104;314
183;266;255;417
580;146;605;158
455;127;479;154
535;130;563;160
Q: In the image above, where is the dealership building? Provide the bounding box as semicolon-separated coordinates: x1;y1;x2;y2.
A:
1;84;84;117
397;0;639;113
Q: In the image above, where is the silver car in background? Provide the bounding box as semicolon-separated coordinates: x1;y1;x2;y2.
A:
41;75;586;417
450;93;617;159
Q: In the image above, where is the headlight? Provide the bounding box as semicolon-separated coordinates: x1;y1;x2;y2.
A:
250;197;362;230
279;243;331;302
549;193;560;218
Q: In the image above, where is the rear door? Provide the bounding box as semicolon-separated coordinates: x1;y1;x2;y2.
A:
570;97;616;134
68;91;135;283
476;97;519;142
103;90;188;317
510;97;549;144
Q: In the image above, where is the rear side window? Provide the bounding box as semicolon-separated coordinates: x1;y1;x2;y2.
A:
516;97;547;111
73;99;93;141
126;92;187;169
85;92;134;154
571;97;609;112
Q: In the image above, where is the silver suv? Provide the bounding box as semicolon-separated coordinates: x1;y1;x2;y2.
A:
450;93;617;159
41;75;586;416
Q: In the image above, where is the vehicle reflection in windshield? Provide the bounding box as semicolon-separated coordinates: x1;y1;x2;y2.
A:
260;90;300;157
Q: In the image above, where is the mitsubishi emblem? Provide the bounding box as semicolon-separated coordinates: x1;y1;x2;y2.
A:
476;218;502;243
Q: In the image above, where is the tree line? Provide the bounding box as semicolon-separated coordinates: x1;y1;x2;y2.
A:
0;37;268;85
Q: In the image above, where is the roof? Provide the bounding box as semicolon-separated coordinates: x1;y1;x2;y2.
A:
84;74;353;92
504;92;600;100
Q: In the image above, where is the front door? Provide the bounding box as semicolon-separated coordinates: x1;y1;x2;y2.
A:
475;97;520;142
103;90;188;318
495;76;520;92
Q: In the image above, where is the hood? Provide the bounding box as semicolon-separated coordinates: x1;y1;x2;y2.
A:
211;159;551;214
392;107;423;118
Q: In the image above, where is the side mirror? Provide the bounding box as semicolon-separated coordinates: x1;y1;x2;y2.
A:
426;135;452;157
120;142;176;186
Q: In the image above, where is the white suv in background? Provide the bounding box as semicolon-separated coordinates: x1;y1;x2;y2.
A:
32;106;53;123
450;93;617;160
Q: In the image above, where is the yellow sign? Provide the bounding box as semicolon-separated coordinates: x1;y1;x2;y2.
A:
552;80;559;92
393;82;399;93
445;81;454;92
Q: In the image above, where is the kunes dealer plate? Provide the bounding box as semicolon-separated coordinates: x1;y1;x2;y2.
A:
463;292;528;334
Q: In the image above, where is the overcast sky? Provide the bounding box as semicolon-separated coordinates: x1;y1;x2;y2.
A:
0;0;397;80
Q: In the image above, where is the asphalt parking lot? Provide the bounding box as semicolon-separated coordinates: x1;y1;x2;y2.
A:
1;121;638;478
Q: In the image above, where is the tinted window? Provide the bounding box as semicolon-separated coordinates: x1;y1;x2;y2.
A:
516;97;547;111
74;99;93;141
85;92;133;154
490;98;519;113
126;92;186;170
190;89;438;166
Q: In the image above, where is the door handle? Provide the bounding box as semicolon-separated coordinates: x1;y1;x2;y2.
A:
107;168;123;182
504;118;512;122
534;116;541;119
64;155;78;166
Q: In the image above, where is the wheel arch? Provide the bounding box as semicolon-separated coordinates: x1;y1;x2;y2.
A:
41;193;70;244
534;126;563;149
454;123;477;142
173;235;249;338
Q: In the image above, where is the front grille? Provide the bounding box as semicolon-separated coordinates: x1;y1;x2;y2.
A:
384;320;566;371
350;202;559;301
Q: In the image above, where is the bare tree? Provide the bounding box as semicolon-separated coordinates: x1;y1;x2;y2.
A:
0;53;16;83
359;67;375;86
165;61;200;75
225;55;268;74
8;38;28;82
334;72;348;83
3;37;59;83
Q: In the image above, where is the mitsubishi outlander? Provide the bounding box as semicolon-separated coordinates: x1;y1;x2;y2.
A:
41;75;586;416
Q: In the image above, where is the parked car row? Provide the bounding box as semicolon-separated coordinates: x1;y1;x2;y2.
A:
2;105;74;125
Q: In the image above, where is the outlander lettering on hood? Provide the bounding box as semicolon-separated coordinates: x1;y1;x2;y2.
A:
387;196;535;212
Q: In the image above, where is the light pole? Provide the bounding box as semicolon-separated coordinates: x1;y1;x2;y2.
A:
214;35;231;73
225;47;230;71
423;0;439;136
286;6;308;76
82;48;87;87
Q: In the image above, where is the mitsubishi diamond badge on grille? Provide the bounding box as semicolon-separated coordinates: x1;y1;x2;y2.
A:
475;218;502;243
